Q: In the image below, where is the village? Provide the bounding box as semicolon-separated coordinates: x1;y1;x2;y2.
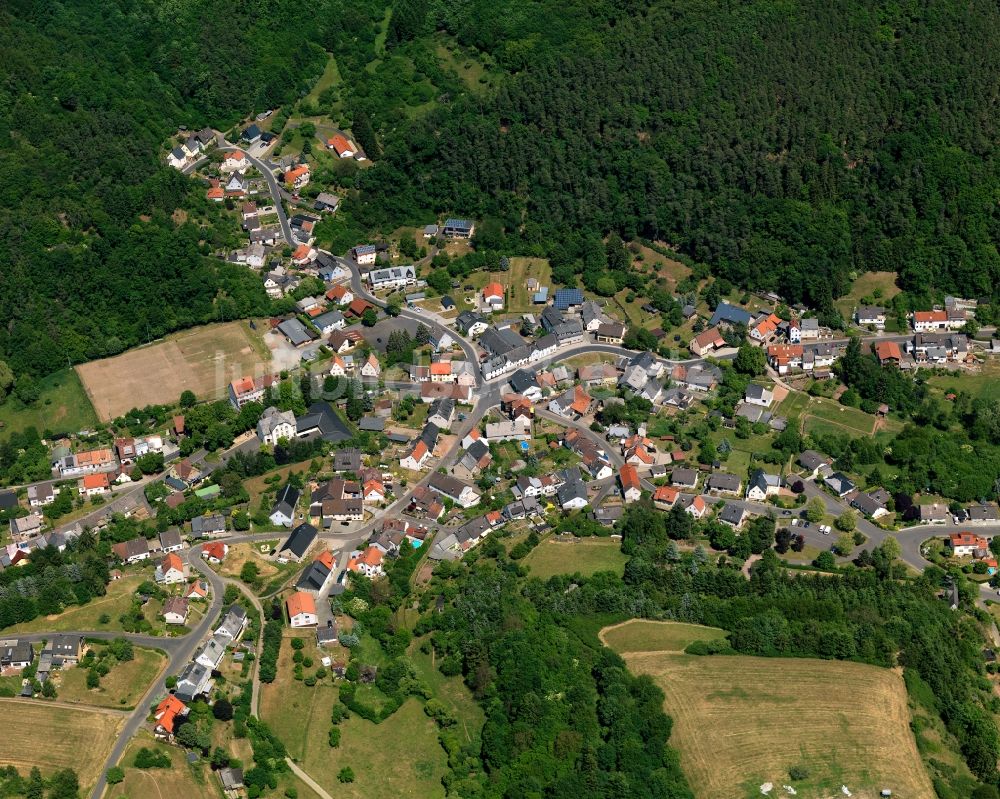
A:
4;119;1000;799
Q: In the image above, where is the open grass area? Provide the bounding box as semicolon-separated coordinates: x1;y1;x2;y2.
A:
928;359;1000;401
836;271;900;320
408;640;484;746
305;54;343;107
107;733;220;799
506;257;552;312
599;620;727;654
616;650;934;799
303;698;447;799
55;645;165;710
0;368;98;437
0;700;123;791
434;34;499;93
244;459;314;508
522;538;629;579
780;392;904;438
7;574;149;634
76;320;271;421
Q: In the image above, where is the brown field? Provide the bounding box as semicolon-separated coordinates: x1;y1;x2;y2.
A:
0;700;124;790
615;644;934;799
598;619;727;654
108;734;220;799
56;646;166;710
76;321;270;420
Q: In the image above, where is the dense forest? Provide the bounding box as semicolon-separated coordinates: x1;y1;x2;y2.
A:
349;0;1000;319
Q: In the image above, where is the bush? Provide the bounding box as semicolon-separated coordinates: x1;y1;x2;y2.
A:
213;698;234;720
338;767;355;783
789;765;810;781
328;727;341;747
106;767;125;785
259;620;283;683
684;639;736;656
290;638;305;650
134;747;171;769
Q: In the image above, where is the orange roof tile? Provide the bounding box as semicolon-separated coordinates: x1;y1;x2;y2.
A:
154;695;188;733
914;310;947;323
81;473;110;489
620;464;641;491
327;134;353;155
161;553;184;573
483;282;504;299
286;591;316;617
315;550;335;570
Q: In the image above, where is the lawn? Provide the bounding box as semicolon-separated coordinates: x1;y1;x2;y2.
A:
0;700;123;791
522;538;629;579
55;645;165;710
302;698;447;799
0;368;98;437
598;620;727;654
785;393;903;438
616;651;934;799
7;574;149;634
434;34;499;93
836;271;900;320
506;257;552;312
76;320;271;421
929;359;1000;401
107;734;220;799
244;459;314;508
408;640;484;746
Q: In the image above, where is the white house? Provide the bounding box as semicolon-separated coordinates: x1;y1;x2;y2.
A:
154;553;186;585
400;440;431;471
745;470;781;502
257;407;297;445
855;306;886;329
162;597;189;626
744;384;774;408
427;473;481;508
287;592;318;628
353;245;378;266
361;354;381;378
221;151;249;172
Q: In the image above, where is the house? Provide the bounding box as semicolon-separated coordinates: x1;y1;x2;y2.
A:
361;353;381;378
456;311;489;337
798;450;831;478
215;605;249;643
195;635;227;670
851;490;891;520
719;503;748;529
856;306;886;329
112;537;150;564
363;479;386;504
744;384;774;407
155;553;186;585
746;469;781;501
485;418;532;443
78;472;110;496
553;288;585;311
427;397;456;429
919;504;949;525
709;302;753;329
9;513;43;541
191;514;227;538
948;532;990;558
578;362;620;387
221;150;248;172
400;439;431;471
441;218;475;238
670;468;699;489
44;635;83;668
158;529;184;553
326;134;355;158
707;472;742;495
219;767;245;796
228;375;270;409
968;504;1000;525
912;310;952;332
683;495;706;518
750;313;783;342
428;473;481;508
423;224;440;239
824;472;856;497
549;385;593;419
347;545;386;578
0;639;34;670
333;448;363;473
278;523;318;562
766;343;804;375
440;295;456;312
278;317;315;347
296;401;353;443
353;244;378;265
314;192;340;213
257;406;297;445
619;465;642;503
270;484;301;527
482;282;505;312
312;310;346;336
153;695;189;740
201;541;229;564
162;596;190;625
283;165;310;189
653;485;679;509
874;340;902;366
690;326;725;356
367;265;416;290
556;469;589;510
325;285;353;307
799;318;821;339
596;322;627;344
174;661;212;703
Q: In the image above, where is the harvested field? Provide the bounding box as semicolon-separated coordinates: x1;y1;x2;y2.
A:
76;321;270;420
608;637;934;799
0;700;123;791
598;619;727;653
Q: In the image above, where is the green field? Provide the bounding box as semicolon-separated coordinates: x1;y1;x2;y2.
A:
522;538;629;579
599;620;727;653
507;257;552;312
618;650;934;799
408;641;484;746
0;368;98;437
929;359;1000;401
835;271;901;319
305;54;343;107
7;575;155;635
56;645;165;710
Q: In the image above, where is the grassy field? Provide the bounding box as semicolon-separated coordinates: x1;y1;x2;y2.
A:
522;538;629;579
107;734;220;799
507;257;552;312
55;646;165;710
7;574;149;634
617;651;934;799
0;700;123;790
778;391;903;438
929;359;1000;401
599;620;727;654
303;698;447;799
0;368;98;437
836;271;900;319
76;321;271;421
408;641;484;746
305;54;343;107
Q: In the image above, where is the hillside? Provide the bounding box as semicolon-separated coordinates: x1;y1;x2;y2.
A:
351;0;1000;317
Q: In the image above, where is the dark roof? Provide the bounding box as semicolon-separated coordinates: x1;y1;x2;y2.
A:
359;416;384;432
296;559;332;591
296;402;352;443
709;302;753;328
440;295;456;309
241;123;262;141
509;369;539;394
271;484;301;519
0;490;17;510
280;523;318;559
278;318;315;346
553;288;584;310
719;503;746;525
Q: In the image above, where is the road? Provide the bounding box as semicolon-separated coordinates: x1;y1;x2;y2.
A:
218;142;293;246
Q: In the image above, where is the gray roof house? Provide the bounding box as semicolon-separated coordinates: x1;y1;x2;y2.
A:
825;472;856;497
269;484;301;527
707;472;742;495
191;514;226;538
277;318;315;347
278;523;318;561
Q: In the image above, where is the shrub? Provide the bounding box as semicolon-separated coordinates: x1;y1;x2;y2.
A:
338;767;355;783
106;767;125;785
328;727;341;747
134;747;171;769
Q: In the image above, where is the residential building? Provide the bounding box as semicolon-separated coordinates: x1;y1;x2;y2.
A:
155;553;185;585
257;406;297;445
368;265;416;290
326;134;355;158
690;326;725;356
153;694;189;740
112;537;150;564
456;311;489;337
284;165;310;189
441;218;475;238
214;605;249;643
270;484;301;527
709;302;753;329
824;472;856;497
874;340;902;367
670;468;699;489
191;514;227;538
745;469;780;501
0;639;34;670
427;473;481;508
296;401;353;443
949;532;990;558
278;523;318;562
162;596;189;625
78;472;110;497
174;661;212;703
158;529;184;553
744;384;773;407
619;465;642;503
201;541;229;564
719;503;748;529
856;306;886;329
706;472;742;495
353;244;378;265
653;485;679;509
595;322;627;344
482;282;505;312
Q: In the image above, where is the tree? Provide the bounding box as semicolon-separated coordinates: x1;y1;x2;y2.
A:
361;308;378;327
877;537;901;562
733;344;766;376
213;698;234;720
775;528;792;553
106;767;125;785
805;497;826;523
180;390;197;408
338;767;355;783
833;533;854;556
414;323;431;345
0;360;14;400
813;550;836;569
835;510;856;532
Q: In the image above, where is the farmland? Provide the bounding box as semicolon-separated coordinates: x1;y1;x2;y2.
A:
599;619;728;654
76;320;271;421
522;538;629;579
612;642;934;799
0;700;123;791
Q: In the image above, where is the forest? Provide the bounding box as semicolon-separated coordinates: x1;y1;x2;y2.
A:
348;0;1000;321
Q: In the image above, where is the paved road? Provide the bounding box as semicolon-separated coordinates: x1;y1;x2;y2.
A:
219;142;293;246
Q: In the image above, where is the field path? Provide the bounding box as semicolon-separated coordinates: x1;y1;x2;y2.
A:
285;758;334;799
